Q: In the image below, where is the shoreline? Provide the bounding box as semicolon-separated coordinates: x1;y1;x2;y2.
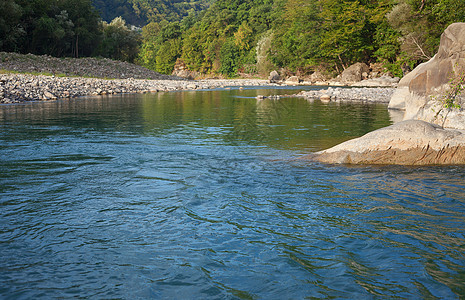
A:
0;73;395;104
295;87;396;104
1;52;397;104
0;73;274;104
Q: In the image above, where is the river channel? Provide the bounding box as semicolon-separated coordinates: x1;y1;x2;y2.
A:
1;87;464;298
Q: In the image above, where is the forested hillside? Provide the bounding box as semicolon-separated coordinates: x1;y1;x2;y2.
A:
138;0;465;77
92;0;145;26
1;0;464;78
0;0;211;60
0;0;101;57
91;0;212;26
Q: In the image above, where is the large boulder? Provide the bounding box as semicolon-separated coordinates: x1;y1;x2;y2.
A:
285;76;302;84
388;22;465;129
303;120;465;165
269;70;281;83
341;62;370;83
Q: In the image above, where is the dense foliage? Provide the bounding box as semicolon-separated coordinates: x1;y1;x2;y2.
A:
92;0;145;26
0;0;209;62
1;0;464;78
138;0;465;77
91;0;212;26
0;0;102;57
138;0;279;75
95;17;141;62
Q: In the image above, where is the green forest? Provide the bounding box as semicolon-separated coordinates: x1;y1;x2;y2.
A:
92;0;212;26
1;0;464;78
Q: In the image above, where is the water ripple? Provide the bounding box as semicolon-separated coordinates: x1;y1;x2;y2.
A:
1;93;465;298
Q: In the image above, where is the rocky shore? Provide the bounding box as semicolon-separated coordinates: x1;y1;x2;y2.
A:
305;23;465;165
0;73;271;103
0;52;277;103
297;87;396;103
1;52;397;104
303;120;465;165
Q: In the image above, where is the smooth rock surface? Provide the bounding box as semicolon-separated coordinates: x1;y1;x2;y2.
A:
303;120;465;165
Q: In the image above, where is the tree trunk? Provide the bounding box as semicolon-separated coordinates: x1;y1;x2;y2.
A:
75;35;79;58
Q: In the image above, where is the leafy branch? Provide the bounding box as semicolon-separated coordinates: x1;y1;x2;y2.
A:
433;66;465;125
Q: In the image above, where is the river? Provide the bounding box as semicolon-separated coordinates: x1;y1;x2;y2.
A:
1;87;464;299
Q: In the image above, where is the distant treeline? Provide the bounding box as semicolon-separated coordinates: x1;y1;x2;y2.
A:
0;0;210;61
1;0;464;77
91;0;212;26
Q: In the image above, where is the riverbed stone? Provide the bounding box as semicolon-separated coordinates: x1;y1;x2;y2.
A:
0;72;272;103
285;76;301;84
320;94;331;102
297;87;395;104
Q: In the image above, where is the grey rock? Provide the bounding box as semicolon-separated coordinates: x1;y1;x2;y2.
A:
303;120;465;165
269;70;281;83
285;76;301;84
341;62;370;83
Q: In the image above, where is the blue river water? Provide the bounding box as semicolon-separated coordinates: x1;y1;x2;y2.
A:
1;88;465;299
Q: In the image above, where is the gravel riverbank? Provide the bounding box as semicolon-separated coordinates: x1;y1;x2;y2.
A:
0;52;275;103
297;86;396;103
0;52;395;104
0;52;174;80
0;73;272;103
0;73;396;104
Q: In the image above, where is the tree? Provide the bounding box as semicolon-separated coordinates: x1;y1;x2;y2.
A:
0;0;24;52
3;0;101;57
63;0;101;57
137;21;161;69
96;17;141;62
318;0;373;72
156;37;182;73
387;0;465;68
219;38;239;76
270;0;321;71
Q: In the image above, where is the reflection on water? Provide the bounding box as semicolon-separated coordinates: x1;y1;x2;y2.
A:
1;89;464;299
